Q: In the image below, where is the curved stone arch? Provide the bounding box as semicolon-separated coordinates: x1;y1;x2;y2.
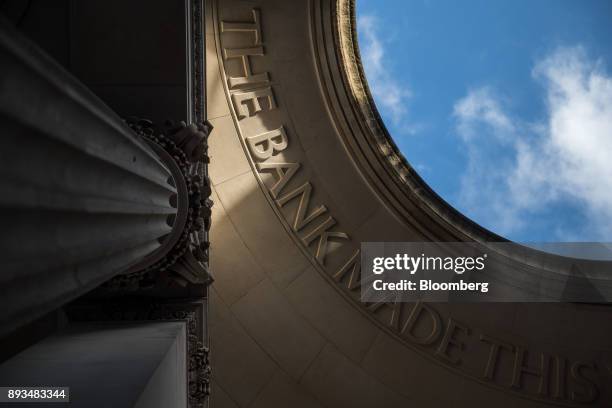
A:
206;0;612;406
326;0;612;295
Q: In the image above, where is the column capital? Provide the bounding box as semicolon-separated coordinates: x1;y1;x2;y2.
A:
106;119;215;291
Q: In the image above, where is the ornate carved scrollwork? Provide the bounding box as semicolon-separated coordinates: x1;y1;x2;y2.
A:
105;118;214;290
78;118;213;405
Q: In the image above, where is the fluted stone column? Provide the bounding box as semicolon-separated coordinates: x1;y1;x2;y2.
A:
0;17;197;336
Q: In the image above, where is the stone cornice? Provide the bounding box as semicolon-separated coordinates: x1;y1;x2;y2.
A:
331;0;612;277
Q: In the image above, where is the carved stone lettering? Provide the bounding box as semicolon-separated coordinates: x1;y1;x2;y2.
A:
511;348;550;395
400;301;442;346
277;182;328;231
301;216;348;264
221;9;263;45
333;248;373;291
222;9;274;110
480;334;514;381
232;86;277;118
224;46;269;89
552;355;567;400
435;318;470;365
570;361;598;403
247;127;289;161
218;7;610;406
257;161;301;198
221;8;351;270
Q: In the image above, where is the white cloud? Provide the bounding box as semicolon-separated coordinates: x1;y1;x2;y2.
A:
453;46;612;240
358;15;415;132
453;87;515;141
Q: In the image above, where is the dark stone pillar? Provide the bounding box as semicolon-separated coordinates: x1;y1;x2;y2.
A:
0;321;189;408
0;16;206;337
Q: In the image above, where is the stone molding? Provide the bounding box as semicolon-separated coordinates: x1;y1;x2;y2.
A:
210;1;612;405
105;119;214;291
67;299;211;408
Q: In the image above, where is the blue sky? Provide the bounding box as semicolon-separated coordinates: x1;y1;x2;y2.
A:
357;0;612;242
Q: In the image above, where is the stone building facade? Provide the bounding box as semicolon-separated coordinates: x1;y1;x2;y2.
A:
0;0;611;407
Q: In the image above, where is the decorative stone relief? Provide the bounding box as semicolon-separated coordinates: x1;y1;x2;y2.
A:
105;118;214;290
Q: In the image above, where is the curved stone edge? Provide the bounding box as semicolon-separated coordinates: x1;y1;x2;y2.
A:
208;1;612;406
332;0;612;279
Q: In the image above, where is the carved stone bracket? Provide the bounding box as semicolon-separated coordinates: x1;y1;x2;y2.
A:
105;118;214;291
67;300;211;408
